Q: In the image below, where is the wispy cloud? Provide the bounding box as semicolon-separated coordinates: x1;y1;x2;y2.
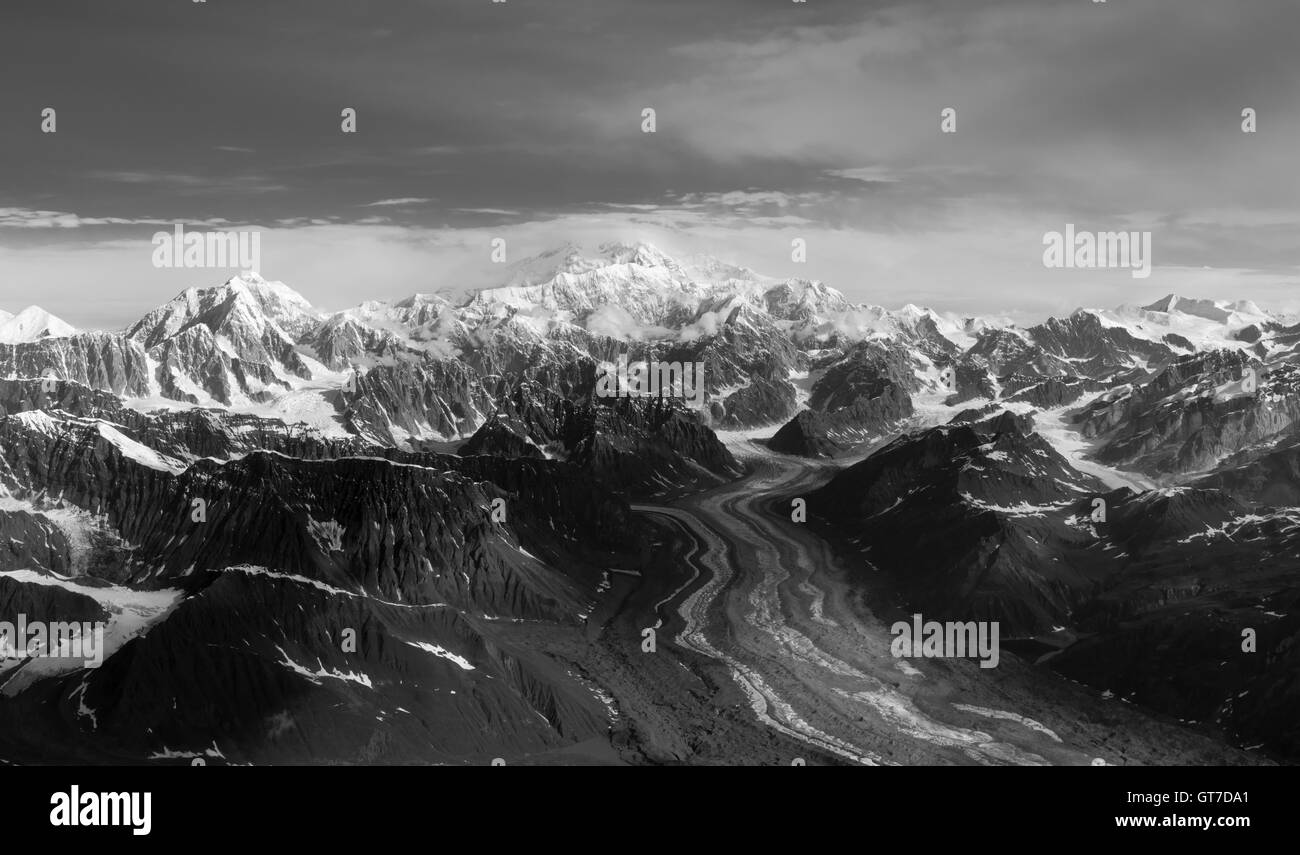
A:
0;208;232;229
363;197;435;207
88;171;286;194
452;207;520;216
825;167;901;184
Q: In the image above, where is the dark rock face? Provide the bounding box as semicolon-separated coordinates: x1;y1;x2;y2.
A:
0;571;107;622
1191;426;1300;506
718;375;798;428
1028;312;1173;376
947;404;1001;425
1233;325;1262;344
1048;601;1300;761
0;411;641;611
967;312;1172;381
1005;376;1109;409
0;379;368;463
0;510;73;575
300;315;407;370
768;411;841;458
949;408;1036;436
686;309;804;411
0;568;610;764
770;381;913;458
804;411;1300;759
1044;491;1300;759
566;399;740;497
1076;352;1300;476
460;386;738;498
941;357;1001;405
0;378;133;420
765;341;922;458
150;326;297;405
0;400;648;763
811;342;922;406
806;423;1107;635
344;358;493;444
0;334;151;398
459;414;546;459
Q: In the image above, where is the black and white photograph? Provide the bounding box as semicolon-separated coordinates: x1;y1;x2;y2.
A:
0;0;1292;830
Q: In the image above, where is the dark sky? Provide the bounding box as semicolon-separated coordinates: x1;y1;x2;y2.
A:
2;0;1299;328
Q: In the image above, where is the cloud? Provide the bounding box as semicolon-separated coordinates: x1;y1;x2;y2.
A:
362;197;435;207
825;167;901;184
578;0;1300;217
584;304;674;341
8;197;1300;337
0;208;231;229
88;171;286;194
6;0;1300;329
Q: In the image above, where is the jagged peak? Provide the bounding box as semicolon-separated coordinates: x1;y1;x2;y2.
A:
0;305;77;344
127;275;318;347
224;270;269;287
219;273;312;309
895;303;944;321
392;292;453;310
1141;293;1183;314
150;273;314;317
1133;294;1267;324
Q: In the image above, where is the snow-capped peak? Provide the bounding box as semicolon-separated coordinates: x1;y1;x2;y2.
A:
128;275;319;345
597;240;682;270
1142;294;1182;314
461;242;706;329
1087;294;1276;353
1137;294;1272;327
499;242;589;287
498;241;684;290
223;274;316;323
0;305;77;344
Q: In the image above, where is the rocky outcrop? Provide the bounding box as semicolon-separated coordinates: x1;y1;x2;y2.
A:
1076;352;1300;476
0;334;151;398
0;509;74;575
344;358;492;444
0;566;609;764
716;375;798;428
1192;426;1300;506
770;380;912;458
459;414;546;459
805;424;1107;634
1005;375;1109;408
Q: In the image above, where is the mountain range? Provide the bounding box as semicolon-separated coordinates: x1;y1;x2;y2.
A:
1;241;1297;764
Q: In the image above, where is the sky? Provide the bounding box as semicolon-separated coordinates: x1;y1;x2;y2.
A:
1;0;1299;330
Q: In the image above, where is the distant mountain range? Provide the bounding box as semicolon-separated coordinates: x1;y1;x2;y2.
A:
4;241;1294;449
